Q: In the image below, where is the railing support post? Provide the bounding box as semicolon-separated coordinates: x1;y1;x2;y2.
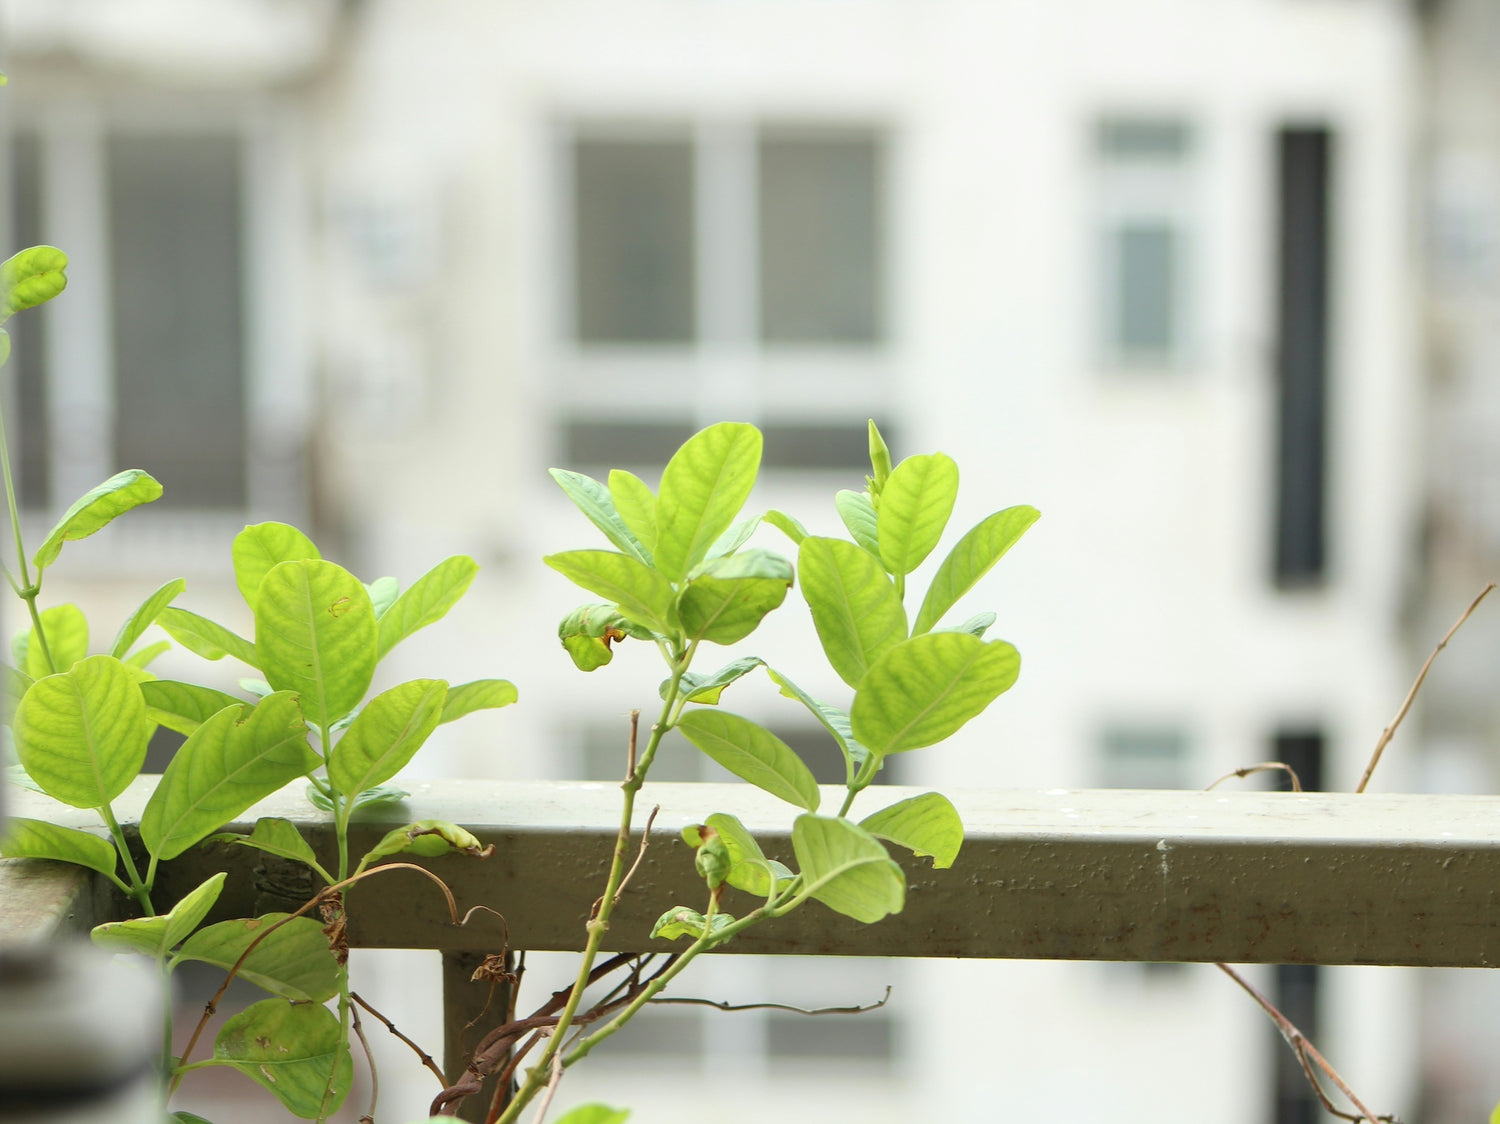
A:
442;949;513;1123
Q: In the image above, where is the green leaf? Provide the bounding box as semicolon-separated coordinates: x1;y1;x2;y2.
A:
544;550;676;636
677;550;793;645
936;611;996;638
255;560;377;732
851;633;1020;755
211;998;352;1119
240;678;274;698
867;419;893;493
652;422;762;582
913;505;1039;634
158;607;259;667
14;655;150;808
377;555;479;661
764;666;871;779
791;815;905;923
763;509;808;545
26;603;87;678
876;452;959;575
123;639;172;670
705;515;761;560
366;576;400;618
176;913;339;1002
677;709;820;812
834;490;880;556
2;661;33;711
860;792;964;869
703;812;787;898
110;577;187;660
305;782;409;814
553;1107;631;1124
608;469;657;557
0;328;9;367
663;656;765;706
209;817;321;872
32;470;163;571
232;523;321;610
650;906;734;942
140;693;315;861
558;602;648;671
327;679;447;798
358;819;492;867
171;1114;216;1124
1;245;67;321
139;680;242;736
438;679;517;724
91;871;226;959
798;537;907;689
0;818;119;881
551;468;652;565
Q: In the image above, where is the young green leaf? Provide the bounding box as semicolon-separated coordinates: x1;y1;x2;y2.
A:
304;782;409;814
109;578;187;660
652;422;762;583
677;709;820;812
936;611;997;638
860;792;964;869
122;639;171;670
158;607;259;667
704;812;786;898
358;819;492;869
210;998;352;1119
558;602;650;671
763;666;871;780
552;1107;631;1124
209;817;322;873
14;655;150;808
91;871;227;959
232;523;321;610
139;680;242;736
1;245;67;321
438;679;517;724
662;656;765;706
763;509;808;545
608;469;658;556
25;602;87;678
544;550;676;636
867;419;893;494
551;468;652;565
798;536;907;689
834;490;880;557
705;515;762;561
365;576;400;618
377;555;479;661
913;505;1039;634
876;452;959;575
140;693;315;861
790;815;905;923
651;906;734;943
851;633;1020;755
175;913;339;1003
255;560;377;732
32;470;163;571
327;679;447;799
0;818;121;884
677;550;793;645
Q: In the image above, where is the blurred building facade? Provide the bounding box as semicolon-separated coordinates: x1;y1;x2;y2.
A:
3;0;1494;1121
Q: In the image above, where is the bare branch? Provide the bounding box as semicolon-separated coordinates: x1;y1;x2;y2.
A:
349;996;379;1124
613;805;659;907
1205;762;1303;793
352;990;446;1086
649;985;892;1018
529;1033;566;1124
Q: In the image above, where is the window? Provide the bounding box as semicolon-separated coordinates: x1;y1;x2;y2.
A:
558;122;891;470
1094;118;1196;370
1097;725;1191;789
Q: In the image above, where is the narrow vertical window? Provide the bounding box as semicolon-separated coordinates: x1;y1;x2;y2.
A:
108;133;247;508
1095;118;1194;369
573;136;696;344
8;132;50;508
1273;127;1333;587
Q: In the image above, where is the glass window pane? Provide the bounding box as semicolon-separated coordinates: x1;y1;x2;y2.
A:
1098;119;1189;162
759;133;882;344
8;132;50;507
108;133;246;508
1098;727;1189;789
1114;222;1177;357
574;138;695;343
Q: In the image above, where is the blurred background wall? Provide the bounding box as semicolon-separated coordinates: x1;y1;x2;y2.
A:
4;0;1500;1121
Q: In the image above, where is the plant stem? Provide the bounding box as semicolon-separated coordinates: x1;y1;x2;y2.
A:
99;801;154;915
837;753;881;818
493;650;690;1124
0;396;56;673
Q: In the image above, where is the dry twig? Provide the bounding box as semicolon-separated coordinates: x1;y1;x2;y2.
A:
1205;762;1303;793
352;990;446;1086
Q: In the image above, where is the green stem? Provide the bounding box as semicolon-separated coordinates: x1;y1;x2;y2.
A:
837;753;882;818
493;648;692;1124
160;961;175;1081
99;802;154;915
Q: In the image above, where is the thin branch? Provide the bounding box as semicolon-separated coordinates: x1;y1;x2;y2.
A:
648;985;892;1017
625;709;641;782
612;805;659;907
1215;964;1389;1123
1205;762;1303;793
528;1034;566;1124
349;997;378;1124
352;990;446;1086
486;1030;546;1124
1357;582;1495;794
